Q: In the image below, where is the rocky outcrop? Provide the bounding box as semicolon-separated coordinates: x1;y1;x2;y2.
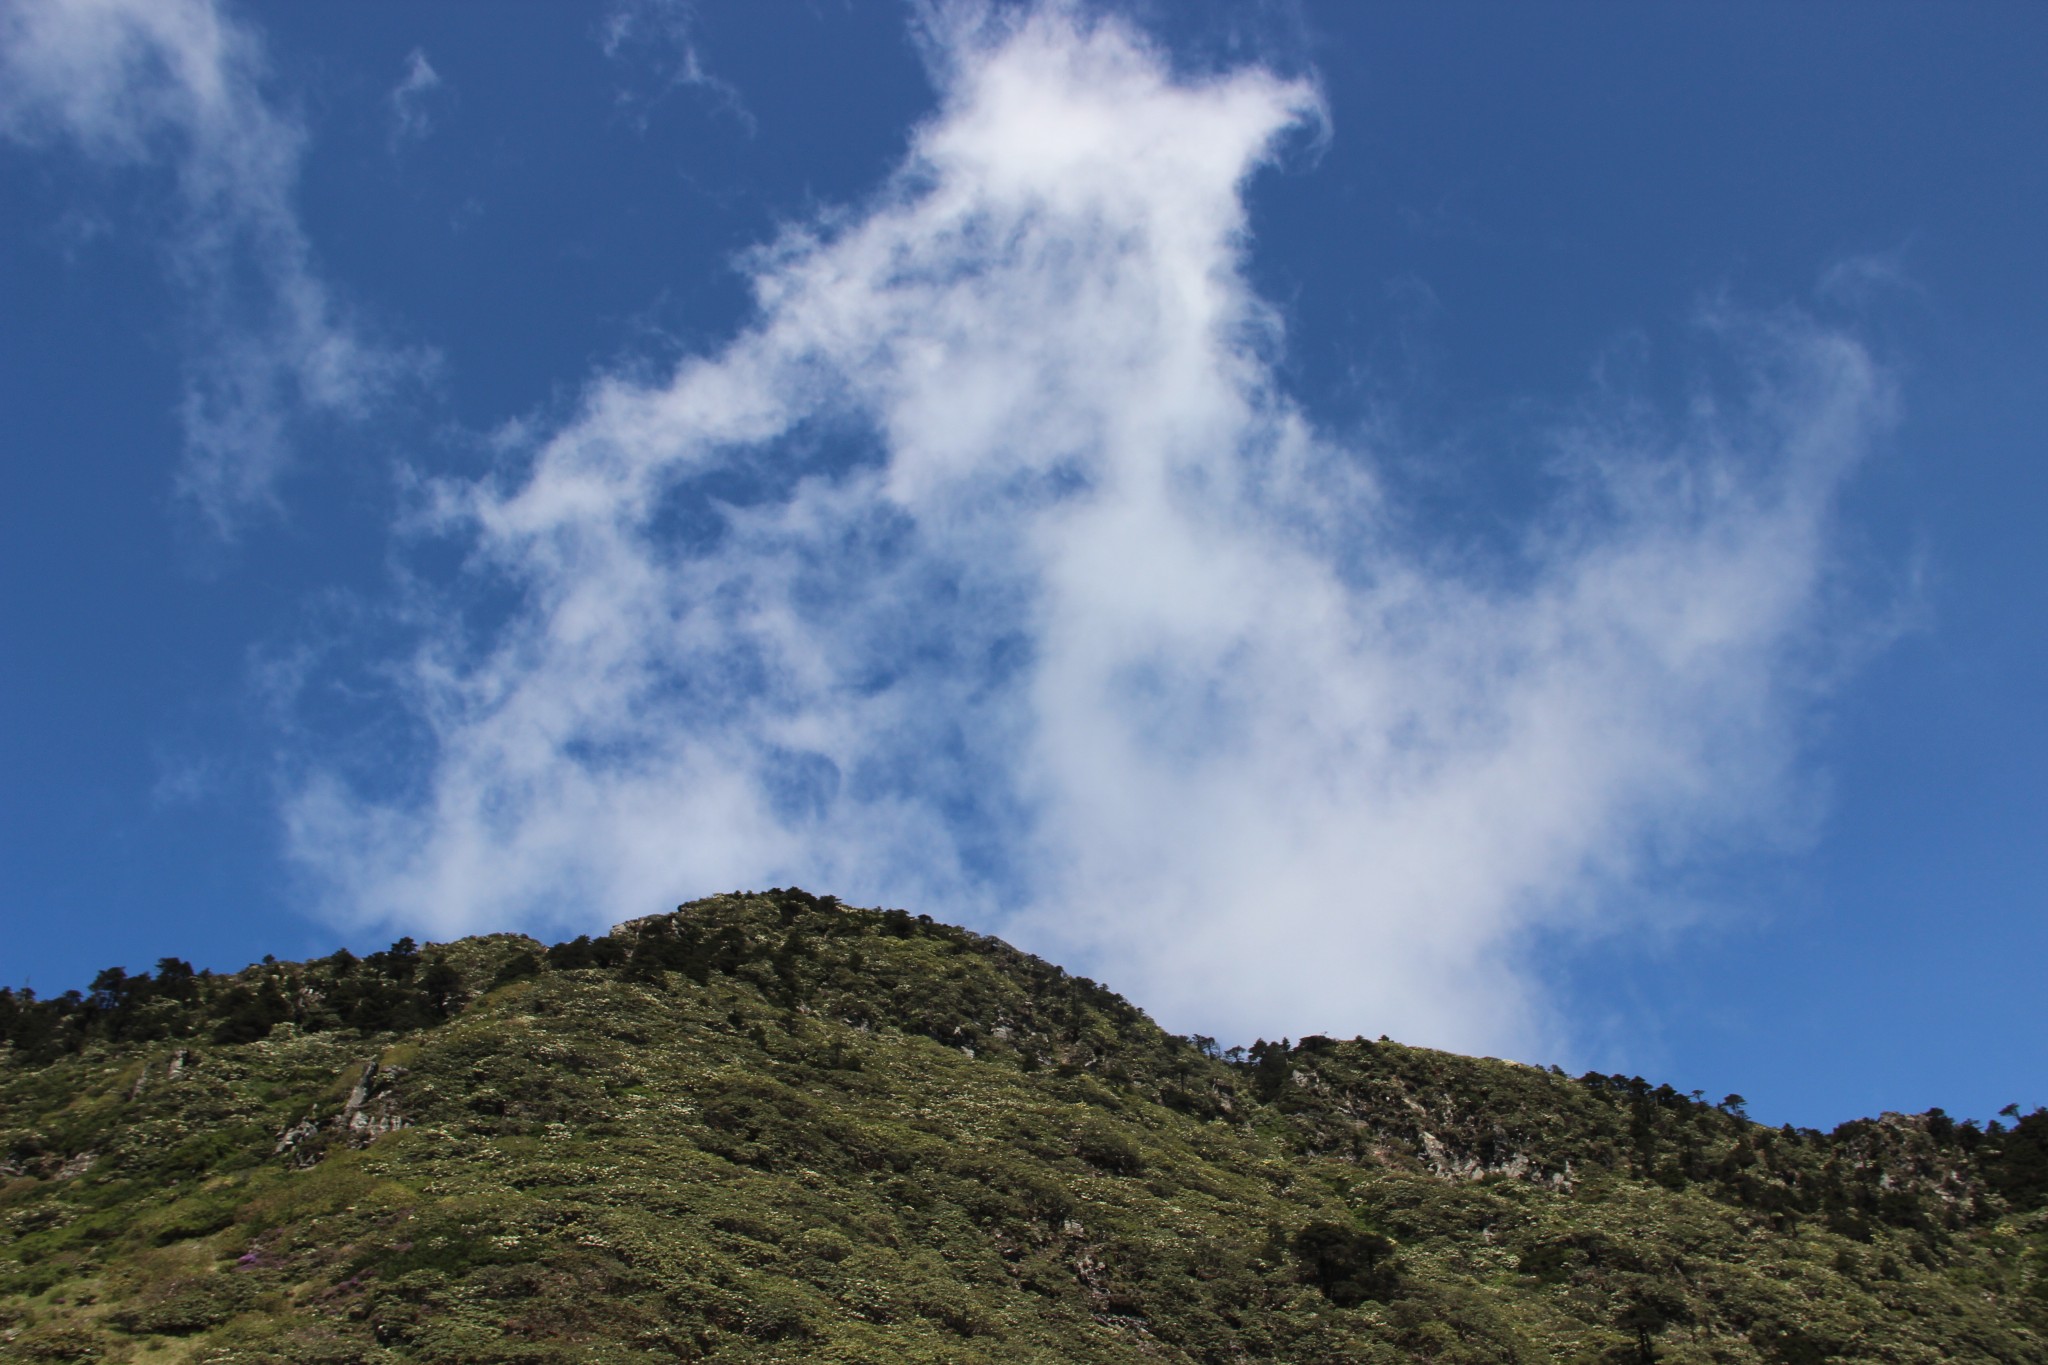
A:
275;1058;408;1167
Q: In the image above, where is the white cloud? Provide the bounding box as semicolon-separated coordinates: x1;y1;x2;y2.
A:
283;4;1892;1059
0;0;415;534
387;47;440;144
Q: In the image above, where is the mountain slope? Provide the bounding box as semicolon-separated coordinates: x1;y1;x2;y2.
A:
2;890;2044;1363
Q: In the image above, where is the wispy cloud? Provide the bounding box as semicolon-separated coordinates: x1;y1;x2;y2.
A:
283;4;1892;1059
386;47;441;146
598;0;752;132
0;0;417;535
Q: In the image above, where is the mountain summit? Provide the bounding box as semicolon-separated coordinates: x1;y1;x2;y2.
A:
3;890;2043;1362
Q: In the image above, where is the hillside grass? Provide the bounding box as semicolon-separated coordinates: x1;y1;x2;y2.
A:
2;891;2043;1363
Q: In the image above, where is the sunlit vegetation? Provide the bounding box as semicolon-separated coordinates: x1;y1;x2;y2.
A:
3;889;2044;1362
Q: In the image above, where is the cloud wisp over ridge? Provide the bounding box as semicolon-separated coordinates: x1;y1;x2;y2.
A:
0;0;414;534
284;6;1891;1057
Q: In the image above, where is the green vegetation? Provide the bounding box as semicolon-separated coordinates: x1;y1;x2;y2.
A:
2;889;2043;1362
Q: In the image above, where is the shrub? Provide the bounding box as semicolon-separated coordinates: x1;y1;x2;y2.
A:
1293;1219;1397;1306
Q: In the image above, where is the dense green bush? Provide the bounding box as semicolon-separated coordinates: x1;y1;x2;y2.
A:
1292;1218;1397;1306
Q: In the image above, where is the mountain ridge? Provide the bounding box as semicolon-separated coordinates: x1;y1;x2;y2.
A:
3;889;2044;1362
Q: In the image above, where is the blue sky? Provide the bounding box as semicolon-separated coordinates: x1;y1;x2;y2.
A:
2;0;2043;1130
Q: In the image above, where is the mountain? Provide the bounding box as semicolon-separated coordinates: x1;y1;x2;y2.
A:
2;890;2044;1363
